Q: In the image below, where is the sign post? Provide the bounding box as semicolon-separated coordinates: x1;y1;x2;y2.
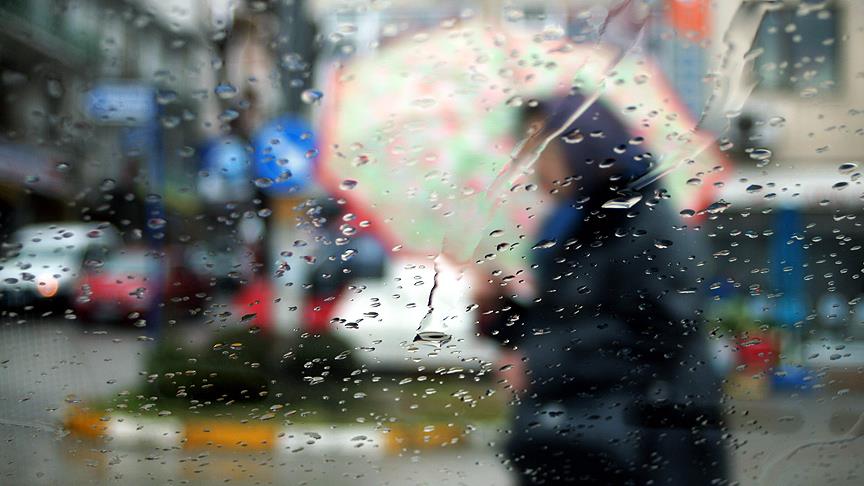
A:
86;83;164;337
251;117;318;336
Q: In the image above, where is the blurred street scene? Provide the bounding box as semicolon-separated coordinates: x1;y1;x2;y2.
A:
1;1;864;485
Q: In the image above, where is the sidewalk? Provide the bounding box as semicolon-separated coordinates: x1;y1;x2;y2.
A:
727;395;864;485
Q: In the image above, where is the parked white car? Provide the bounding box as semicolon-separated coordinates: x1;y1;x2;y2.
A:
0;222;120;307
327;255;499;370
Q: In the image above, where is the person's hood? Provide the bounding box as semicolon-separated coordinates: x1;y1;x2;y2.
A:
536;94;650;199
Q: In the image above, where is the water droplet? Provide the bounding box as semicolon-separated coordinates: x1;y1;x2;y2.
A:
156;89;178;105
413;331;452;346
219;108;239;121
301;89;323;105
147;218;167;230
768;116;786;127
532;239;557;250
340;179;358;190
505;95;524;107
838;162;858;174
214;82;238;99
161;116;180;129
562;129;584;144
680;209;696;218
654;239;673;249
705;200;731;214
749;148;772;161
254;177;273;188
832;181;849;191
353;154;371;166
412;98;437;109
799;87;818;98
602;192;643;209
100;178;117;191
746;184;763;193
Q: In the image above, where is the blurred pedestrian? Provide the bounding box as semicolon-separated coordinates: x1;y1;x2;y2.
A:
476;94;727;485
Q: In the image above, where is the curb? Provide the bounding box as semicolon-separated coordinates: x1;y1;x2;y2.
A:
63;406;482;455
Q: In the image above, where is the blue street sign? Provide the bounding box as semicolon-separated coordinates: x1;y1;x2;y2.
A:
252;116;317;194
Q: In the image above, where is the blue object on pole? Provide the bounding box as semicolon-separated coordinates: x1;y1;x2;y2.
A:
198;136;253;203
252;116;317;194
86;84;157;124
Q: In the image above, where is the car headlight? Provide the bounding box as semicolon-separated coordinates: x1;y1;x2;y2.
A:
36;275;59;298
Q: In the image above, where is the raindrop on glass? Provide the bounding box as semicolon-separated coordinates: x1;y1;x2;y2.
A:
749;148;772;161
413;331;452;346
602;192;643;209
301;89;323;105
214;82;238;99
562;129;583;144
654;239;673;249
838;162;857;174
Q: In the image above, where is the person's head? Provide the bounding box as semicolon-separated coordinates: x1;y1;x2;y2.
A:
521;103;574;200
520;94;646;203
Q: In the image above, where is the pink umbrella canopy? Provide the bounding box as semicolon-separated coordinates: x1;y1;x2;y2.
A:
317;19;726;281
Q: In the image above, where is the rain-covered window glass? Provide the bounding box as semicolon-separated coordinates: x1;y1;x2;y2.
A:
755;2;840;92
2;1;864;485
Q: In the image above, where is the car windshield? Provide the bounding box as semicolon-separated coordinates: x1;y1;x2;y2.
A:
101;252;152;275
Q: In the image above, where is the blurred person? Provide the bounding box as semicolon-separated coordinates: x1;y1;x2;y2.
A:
476;94;727;485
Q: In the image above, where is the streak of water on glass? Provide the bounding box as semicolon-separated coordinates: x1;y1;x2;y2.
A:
607;0;782;208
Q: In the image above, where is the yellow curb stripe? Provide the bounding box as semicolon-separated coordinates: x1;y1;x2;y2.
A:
384;424;465;453
183;421;276;450
64;408;110;439
64;407;472;454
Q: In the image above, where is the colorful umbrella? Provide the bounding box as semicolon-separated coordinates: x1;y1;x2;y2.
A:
317;19;724;281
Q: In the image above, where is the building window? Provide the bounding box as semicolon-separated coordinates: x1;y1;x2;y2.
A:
754;2;840;93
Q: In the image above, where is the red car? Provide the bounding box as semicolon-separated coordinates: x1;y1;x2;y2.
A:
74;246;207;323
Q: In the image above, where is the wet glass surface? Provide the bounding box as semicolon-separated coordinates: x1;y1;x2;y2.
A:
1;1;863;485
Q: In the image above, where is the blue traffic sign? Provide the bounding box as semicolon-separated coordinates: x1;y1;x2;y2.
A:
252;116;317;194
